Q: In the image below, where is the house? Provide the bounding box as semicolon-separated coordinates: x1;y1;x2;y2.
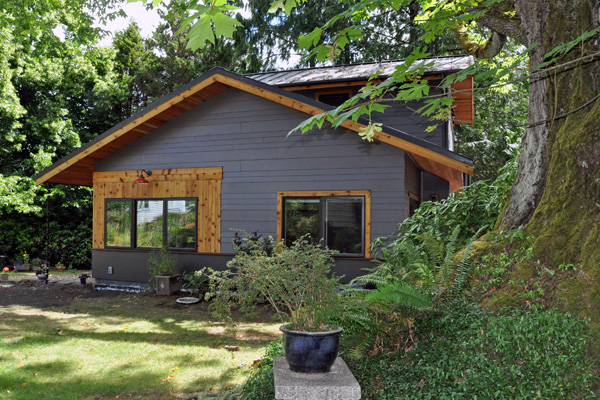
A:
35;57;474;288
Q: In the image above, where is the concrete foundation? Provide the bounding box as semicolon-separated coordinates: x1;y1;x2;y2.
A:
274;356;361;400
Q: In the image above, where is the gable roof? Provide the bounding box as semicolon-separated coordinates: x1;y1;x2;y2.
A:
35;67;473;189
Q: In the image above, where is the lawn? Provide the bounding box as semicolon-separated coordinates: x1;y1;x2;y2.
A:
0;292;280;400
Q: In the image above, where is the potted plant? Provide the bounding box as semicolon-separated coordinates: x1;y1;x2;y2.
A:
79;273;90;284
55;262;67;272
207;234;343;373
36;265;49;283
14;250;31;272
148;248;181;295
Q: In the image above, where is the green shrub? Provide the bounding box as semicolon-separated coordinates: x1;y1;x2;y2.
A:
240;341;283;400
384;159;515;250
348;305;596;399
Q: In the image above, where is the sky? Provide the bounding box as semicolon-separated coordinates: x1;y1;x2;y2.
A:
96;2;164;46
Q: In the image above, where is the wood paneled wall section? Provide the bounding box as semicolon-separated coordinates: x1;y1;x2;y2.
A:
93;167;222;253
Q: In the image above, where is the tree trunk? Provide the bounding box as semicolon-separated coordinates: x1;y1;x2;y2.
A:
491;0;600;334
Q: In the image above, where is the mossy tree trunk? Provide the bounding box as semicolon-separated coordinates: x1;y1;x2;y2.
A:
472;0;600;330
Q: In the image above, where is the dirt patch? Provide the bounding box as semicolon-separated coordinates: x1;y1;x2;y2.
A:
0;273;124;308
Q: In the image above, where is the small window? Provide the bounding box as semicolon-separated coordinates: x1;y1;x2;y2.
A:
316;91;352;107
283;196;365;257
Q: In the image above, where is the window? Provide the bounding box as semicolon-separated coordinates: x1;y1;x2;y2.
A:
281;193;368;257
105;198;197;251
316;91;352;107
106;200;132;247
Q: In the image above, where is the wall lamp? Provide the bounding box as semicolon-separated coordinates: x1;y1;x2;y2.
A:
134;169;152;185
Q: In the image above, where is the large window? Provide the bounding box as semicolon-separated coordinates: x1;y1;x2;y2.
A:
282;195;366;257
105;198;197;251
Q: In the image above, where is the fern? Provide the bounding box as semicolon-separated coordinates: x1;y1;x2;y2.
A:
366;282;432;310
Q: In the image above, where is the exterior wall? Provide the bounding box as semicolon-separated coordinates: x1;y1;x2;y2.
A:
423;172;450;202
92;249;371;284
93;88;409;282
290;84;447;147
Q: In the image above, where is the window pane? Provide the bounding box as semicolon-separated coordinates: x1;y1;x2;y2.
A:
136;200;163;248
167;200;196;249
326;197;363;255
284;198;320;246
106;200;132;247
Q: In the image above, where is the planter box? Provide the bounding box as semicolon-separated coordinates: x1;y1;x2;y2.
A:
155;275;181;296
14;263;31;272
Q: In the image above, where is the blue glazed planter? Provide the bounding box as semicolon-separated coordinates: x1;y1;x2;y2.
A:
280;324;342;373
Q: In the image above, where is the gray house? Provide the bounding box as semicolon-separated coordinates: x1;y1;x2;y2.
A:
35;57;474;287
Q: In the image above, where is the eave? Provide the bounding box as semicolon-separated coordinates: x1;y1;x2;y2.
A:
35;67;473;189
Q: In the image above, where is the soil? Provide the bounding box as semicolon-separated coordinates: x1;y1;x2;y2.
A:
0;272;123;308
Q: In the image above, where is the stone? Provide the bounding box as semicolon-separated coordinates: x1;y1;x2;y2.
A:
274;356;361;400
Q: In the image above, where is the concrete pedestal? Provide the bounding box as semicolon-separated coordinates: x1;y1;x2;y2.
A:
274;356;361;400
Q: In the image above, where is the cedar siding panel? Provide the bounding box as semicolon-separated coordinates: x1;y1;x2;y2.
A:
95;88;407;253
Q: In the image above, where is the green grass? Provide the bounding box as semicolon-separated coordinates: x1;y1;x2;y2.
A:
0;295;280;399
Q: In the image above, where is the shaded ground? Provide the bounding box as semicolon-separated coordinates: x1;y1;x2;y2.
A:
0;272;125;308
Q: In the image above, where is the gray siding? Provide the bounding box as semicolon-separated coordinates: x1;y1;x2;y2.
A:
290;85;446;147
423;172;450;202
96;88;407;253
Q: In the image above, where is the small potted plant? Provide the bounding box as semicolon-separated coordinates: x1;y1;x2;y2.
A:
148;248;181;295
206;234;343;373
79;273;90;284
55;262;67;272
36;265;49;283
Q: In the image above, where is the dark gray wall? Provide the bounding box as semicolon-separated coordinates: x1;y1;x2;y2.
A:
95;88;408;255
423;172;450;202
291;85;446;147
92;249;372;285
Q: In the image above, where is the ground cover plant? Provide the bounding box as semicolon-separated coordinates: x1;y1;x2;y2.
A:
0;289;280;400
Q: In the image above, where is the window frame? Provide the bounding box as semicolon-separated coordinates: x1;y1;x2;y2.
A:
277;191;371;258
104;197;198;252
315;90;353;107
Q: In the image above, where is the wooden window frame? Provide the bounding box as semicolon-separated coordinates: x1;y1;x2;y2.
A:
277;190;371;258
104;197;198;252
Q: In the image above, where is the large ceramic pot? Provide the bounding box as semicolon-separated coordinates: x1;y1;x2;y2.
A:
280;324;342;373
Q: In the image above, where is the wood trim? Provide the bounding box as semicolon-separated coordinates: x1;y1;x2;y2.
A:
93;167;222;253
276;190;371;258
451;75;474;125
408;192;421;201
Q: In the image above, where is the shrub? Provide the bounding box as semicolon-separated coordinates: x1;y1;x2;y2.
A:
147;248;181;286
206;236;342;331
240;341;283;400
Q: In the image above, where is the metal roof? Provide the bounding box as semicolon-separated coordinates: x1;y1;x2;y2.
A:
246;56;474;86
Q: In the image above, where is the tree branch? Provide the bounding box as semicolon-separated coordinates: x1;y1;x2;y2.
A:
454;23;507;58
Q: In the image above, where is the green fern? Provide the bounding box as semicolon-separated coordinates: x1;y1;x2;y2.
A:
366;282;432;310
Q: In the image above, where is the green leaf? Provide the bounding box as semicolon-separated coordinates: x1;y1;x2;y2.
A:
212;12;242;38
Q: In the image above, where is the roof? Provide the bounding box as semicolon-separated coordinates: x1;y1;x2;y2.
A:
246;56;474;87
35;67;473;189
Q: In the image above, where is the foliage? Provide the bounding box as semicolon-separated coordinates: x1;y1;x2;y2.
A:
182;269;210;299
455;38;528;182
379;159;516;249
341;227;479;357
348;305;596;399
240;340;283;400
206;236;342;331
147;248;181;283
232;230;274;256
